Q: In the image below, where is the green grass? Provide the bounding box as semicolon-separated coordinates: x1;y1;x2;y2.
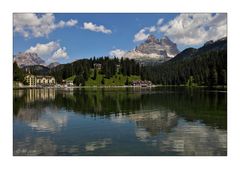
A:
85;69;141;86
65;75;76;81
64;69;141;86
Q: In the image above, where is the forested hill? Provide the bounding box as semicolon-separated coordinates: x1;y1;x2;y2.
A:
14;37;227;87
141;37;227;86
50;57;141;84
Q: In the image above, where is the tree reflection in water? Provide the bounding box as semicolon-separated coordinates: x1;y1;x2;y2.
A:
13;87;227;155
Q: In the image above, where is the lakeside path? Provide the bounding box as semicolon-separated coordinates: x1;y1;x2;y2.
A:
13;85;227;91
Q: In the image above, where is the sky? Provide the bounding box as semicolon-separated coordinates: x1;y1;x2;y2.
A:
13;13;227;64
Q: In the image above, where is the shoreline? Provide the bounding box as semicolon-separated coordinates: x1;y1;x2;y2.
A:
13;84;227;90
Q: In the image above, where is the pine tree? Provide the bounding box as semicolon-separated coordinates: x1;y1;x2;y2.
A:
125;77;129;85
13;61;24;82
218;69;227;85
92;68;97;80
208;65;218;87
73;75;81;86
101;77;105;85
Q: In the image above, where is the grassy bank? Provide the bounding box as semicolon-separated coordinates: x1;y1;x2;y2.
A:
66;69;141;86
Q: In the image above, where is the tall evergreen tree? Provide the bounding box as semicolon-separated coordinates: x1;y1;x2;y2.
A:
13;62;24;82
208;65;218;87
92;68;97;80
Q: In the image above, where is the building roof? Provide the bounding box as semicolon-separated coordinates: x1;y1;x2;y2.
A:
26;75;55;79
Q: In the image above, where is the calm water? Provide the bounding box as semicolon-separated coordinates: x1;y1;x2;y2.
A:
13;87;227;156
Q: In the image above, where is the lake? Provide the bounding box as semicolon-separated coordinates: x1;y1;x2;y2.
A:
13;87;227;156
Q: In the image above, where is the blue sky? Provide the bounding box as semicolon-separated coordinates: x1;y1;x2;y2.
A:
13;13;227;64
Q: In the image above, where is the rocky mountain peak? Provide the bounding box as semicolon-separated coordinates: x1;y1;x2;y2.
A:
159;36;172;45
14;52;45;68
135;35;179;58
145;35;159;44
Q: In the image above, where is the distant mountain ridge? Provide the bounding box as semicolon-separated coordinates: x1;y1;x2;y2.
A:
171;37;227;62
23;65;50;75
47;62;60;69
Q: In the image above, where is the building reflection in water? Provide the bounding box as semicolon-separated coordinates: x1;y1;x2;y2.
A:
25;89;55;103
15;89;68;133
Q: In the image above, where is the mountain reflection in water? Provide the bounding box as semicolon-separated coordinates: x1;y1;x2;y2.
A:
13;87;227;155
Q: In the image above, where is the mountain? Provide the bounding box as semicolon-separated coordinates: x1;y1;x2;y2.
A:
171;37;227;62
47;62;60;69
22;65;50;75
14;52;45;68
123;35;179;63
141;37;227;86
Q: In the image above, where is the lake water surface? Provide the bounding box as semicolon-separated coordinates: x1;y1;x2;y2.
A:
13;87;227;156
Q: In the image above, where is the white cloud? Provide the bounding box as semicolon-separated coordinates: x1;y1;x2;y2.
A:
51;47;68;61
13;13;78;38
66;19;78;26
109;49;126;58
83;22;112;34
133;18;164;42
134;28;150;42
149;26;156;32
25;41;68;62
133;25;158;42
26;41;59;57
157;18;164;26
159;13;227;46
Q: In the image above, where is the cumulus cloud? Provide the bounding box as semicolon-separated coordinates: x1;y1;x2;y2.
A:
159;13;227;46
133;14;226;46
51;47;68;61
157;18;164;26
149;26;156;32
13;13;78;38
25;41;68;62
133;18;164;42
66;19;78;26
109;49;126;58
133;25;158;42
83;22;112;34
134;28;150;42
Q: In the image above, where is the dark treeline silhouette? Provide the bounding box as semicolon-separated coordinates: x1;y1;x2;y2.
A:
141;49;227;87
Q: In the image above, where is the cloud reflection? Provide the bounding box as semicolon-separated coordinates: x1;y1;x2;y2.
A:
157;120;227;155
134;118;227;155
111;109;227;155
85;138;112;152
17;106;68;132
14;137;57;156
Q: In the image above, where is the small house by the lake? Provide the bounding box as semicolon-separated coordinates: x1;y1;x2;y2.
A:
131;80;152;87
